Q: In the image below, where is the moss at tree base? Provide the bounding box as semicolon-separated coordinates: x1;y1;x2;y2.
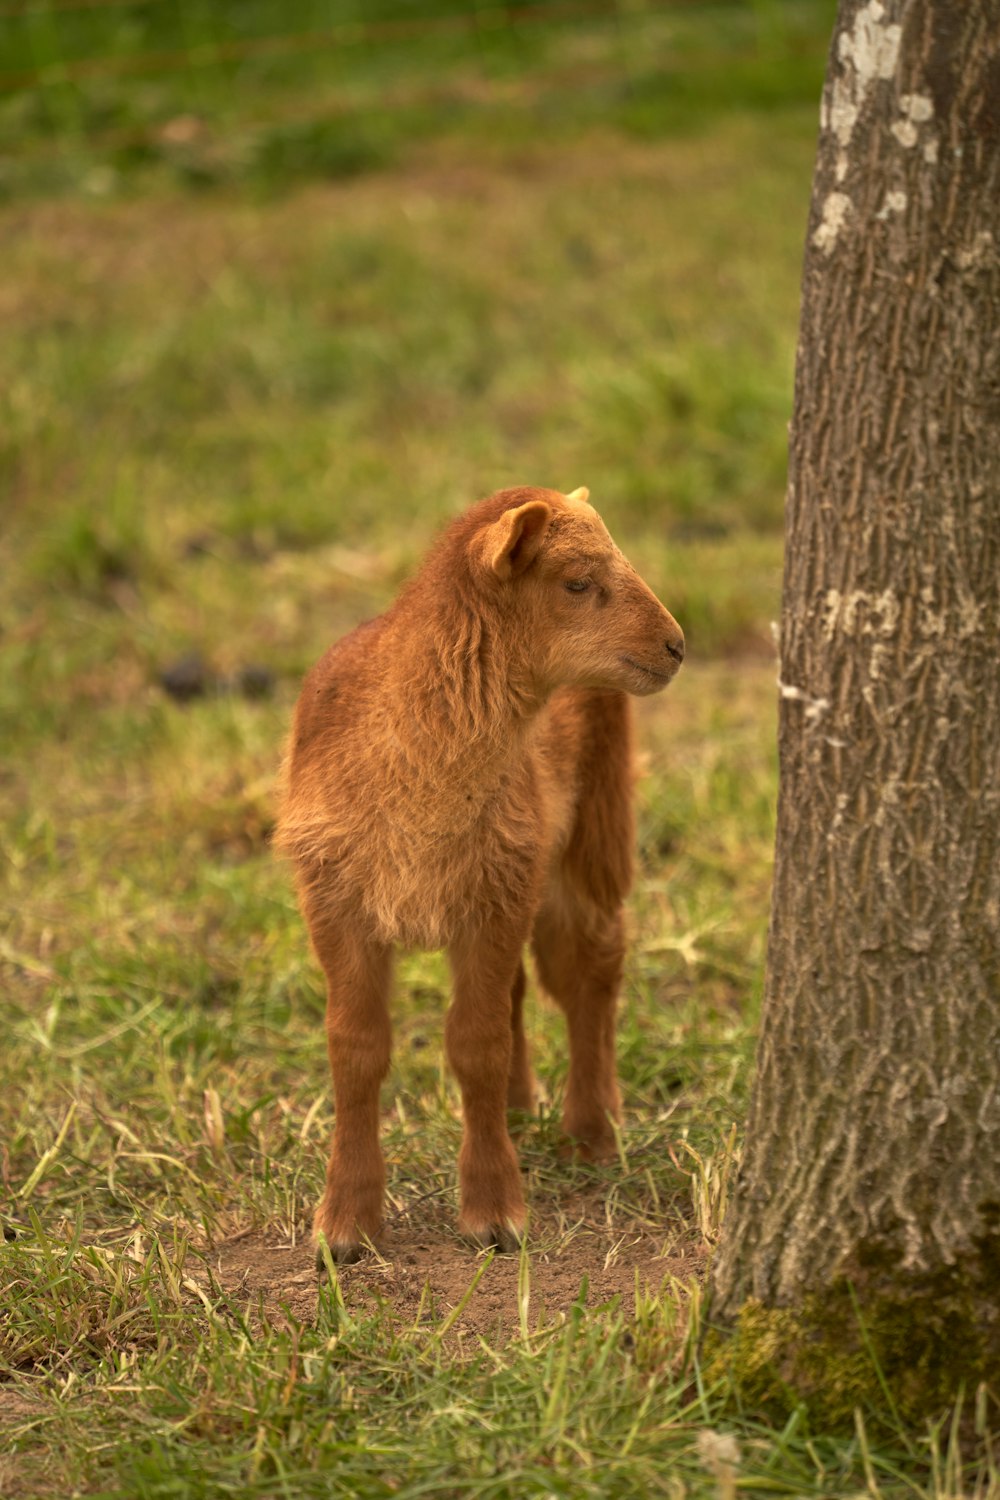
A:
706;1220;1000;1432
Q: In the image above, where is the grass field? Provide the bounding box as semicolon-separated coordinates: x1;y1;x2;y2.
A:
3;2;995;1495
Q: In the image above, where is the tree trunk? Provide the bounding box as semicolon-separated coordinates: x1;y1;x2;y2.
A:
709;0;1000;1421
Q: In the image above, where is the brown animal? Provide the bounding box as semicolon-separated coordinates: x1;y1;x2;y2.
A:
276;486;684;1263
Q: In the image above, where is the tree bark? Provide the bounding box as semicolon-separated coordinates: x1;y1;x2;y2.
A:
710;0;1000;1409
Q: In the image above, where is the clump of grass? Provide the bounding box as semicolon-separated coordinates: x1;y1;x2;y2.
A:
1;1212;195;1375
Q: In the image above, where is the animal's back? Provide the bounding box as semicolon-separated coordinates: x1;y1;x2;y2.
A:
275;615;391;888
285;615;387;778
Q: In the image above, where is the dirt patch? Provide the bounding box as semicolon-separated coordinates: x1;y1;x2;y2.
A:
0;1388;53;1500
198;1204;707;1341
0;1388;46;1426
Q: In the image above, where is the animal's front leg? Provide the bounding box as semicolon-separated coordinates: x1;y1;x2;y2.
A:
446;931;527;1252
507;959;535;1112
306;902;393;1265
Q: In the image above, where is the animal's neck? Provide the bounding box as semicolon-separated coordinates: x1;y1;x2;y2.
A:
388;590;544;760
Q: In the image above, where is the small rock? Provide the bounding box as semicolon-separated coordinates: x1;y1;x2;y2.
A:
181;532;217;560
159;653;211;702
237;664;275;700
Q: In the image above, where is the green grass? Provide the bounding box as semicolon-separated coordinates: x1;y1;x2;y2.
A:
1;0;834;197
4;3;999;1495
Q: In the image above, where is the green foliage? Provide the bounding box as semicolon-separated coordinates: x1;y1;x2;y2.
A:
612;48;828;139
0;0;835;200
249;114;398;187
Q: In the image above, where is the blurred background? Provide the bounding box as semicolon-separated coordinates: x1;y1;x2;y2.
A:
2;1;835;1233
2;0;835;651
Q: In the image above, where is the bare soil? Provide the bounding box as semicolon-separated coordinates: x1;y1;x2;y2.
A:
199;1206;706;1341
0;1388;53;1500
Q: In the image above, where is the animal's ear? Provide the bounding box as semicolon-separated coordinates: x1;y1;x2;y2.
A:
482;500;552;580
566;486;590;504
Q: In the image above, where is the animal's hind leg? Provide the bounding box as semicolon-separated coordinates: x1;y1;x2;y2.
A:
534;688;633;1158
507;959;534;1112
532;898;625;1160
305;895;392;1266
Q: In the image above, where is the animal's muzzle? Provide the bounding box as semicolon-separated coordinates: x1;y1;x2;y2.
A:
664;616;685;667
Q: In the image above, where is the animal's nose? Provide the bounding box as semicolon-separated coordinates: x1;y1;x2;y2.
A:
666;632;685;665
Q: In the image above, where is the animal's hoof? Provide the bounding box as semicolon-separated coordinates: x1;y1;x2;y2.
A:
506;1106;536;1140
460;1216;525;1256
506;1081;536;1115
314;1237;367;1273
558;1132;617;1165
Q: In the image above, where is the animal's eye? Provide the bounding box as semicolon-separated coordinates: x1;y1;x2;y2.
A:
564;578;591;594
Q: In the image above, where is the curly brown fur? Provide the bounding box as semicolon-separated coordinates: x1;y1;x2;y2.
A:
275;486;684;1261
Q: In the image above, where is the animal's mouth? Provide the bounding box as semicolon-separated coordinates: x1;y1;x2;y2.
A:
622;656;675;686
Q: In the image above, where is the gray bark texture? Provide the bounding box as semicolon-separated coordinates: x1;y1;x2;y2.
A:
711;0;1000;1323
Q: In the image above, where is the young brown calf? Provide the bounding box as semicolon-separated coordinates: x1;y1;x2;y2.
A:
276;486;684;1263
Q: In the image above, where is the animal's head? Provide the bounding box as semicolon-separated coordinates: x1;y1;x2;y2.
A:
472;486;684;697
